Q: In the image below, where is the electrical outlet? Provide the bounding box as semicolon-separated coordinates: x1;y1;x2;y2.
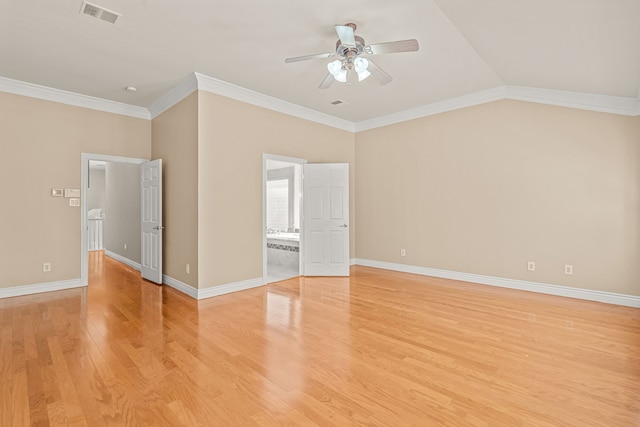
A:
43;263;51;272
186;264;190;274
124;243;127;251
527;261;535;271
400;249;406;257
564;264;574;275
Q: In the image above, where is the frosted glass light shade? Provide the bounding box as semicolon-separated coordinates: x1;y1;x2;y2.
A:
327;59;347;82
353;57;371;81
357;69;371;81
353;57;368;72
327;60;343;76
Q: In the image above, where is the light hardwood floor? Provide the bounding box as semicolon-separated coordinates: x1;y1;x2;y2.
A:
1;251;639;426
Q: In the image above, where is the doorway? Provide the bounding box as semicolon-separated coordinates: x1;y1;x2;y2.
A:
80;153;148;286
87;161;106;252
263;154;305;284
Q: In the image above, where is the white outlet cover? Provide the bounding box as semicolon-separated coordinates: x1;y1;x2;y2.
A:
69;198;80;207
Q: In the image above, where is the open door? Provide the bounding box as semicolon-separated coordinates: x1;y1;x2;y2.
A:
303;163;349;276
141;159;163;283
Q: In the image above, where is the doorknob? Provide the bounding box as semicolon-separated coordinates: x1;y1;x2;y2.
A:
153;226;165;230
339;224;348;228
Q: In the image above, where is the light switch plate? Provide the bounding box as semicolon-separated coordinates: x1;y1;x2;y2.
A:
64;188;80;198
69;198;80;207
51;188;63;197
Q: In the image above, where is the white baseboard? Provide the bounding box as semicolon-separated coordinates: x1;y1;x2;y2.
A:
354;259;640;308
162;275;264;300
163;274;199;298
105;250;141;271
197;277;264;299
103;251;264;300
0;279;85;299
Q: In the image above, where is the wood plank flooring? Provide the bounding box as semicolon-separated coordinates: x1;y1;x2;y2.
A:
1;251;639;426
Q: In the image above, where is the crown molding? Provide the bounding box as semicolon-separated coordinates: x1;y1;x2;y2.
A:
2;72;638;132
194;72;355;132
354;85;640;132
0;76;150;119
505;86;640;117
355;86;508;132
148;73;198;119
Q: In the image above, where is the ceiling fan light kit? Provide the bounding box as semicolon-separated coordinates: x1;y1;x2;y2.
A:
353;58;371;81
285;22;419;89
327;60;347;82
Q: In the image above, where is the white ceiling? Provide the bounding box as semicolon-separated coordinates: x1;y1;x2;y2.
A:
1;0;639;123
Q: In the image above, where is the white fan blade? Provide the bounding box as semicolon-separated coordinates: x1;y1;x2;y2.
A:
335;25;356;47
367;60;393;86
285;52;333;63
319;73;334;89
365;39;419;55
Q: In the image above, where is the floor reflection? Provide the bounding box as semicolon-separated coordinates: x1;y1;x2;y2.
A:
266;290;300;329
87;251;167;357
4;258;640;425
262;277;352;406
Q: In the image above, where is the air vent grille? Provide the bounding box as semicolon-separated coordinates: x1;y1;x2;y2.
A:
80;1;120;24
331;100;347;106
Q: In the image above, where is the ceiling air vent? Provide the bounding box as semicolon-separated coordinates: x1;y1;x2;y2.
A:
331;100;348;106
80;1;121;24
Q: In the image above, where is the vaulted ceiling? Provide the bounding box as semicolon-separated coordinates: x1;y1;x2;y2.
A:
1;0;639;123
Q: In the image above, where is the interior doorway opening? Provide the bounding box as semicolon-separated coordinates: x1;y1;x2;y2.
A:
80;153;148;286
263;154;305;284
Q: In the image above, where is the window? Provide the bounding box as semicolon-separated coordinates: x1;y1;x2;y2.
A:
267;179;289;231
266;166;299;232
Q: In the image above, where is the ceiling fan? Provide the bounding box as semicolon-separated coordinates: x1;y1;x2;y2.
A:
285;23;419;89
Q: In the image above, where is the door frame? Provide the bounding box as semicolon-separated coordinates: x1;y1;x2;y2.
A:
262;153;306;284
80;153;148;286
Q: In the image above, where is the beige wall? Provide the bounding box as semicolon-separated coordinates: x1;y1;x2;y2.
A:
356;100;640;296
104;162;141;264
151;92;199;287
87;167;105;211
0;92;150;288
197;91;356;288
3;87;639;299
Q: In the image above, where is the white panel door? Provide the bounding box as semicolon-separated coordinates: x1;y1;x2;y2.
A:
141;159;163;283
303;163;349;276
